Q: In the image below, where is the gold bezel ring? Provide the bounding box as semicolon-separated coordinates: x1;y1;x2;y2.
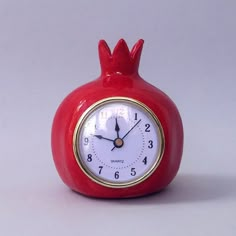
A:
72;97;165;188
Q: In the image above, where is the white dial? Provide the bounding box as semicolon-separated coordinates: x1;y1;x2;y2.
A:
73;97;164;188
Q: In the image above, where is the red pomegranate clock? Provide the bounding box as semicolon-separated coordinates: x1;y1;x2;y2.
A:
51;39;184;198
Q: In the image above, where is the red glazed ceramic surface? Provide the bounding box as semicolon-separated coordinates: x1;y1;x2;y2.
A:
51;39;184;198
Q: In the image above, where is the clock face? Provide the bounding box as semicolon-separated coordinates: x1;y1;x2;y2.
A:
73;97;164;188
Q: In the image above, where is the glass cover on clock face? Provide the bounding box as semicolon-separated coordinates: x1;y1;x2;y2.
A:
73;98;164;188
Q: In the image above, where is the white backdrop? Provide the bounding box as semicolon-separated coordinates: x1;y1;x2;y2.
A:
0;0;236;235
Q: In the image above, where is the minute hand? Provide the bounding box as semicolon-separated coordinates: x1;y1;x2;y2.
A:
122;119;141;140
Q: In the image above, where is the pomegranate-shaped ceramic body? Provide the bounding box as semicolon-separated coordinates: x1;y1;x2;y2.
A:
51;39;183;198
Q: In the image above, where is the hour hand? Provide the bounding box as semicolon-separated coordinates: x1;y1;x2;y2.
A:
93;135;114;142
115;117;120;138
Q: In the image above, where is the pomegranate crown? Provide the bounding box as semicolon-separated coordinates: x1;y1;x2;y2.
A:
98;39;144;75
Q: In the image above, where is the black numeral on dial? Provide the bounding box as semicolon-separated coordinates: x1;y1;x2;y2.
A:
114;171;119;179
98;166;103;174
145;124;151;132
143;156;147;165
101;111;108;119
148;140;153;149
87;154;92;162
84;137;89;145
131;168;136;176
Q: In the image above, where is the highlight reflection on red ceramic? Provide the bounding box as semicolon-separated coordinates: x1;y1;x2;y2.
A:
51;39;184;198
